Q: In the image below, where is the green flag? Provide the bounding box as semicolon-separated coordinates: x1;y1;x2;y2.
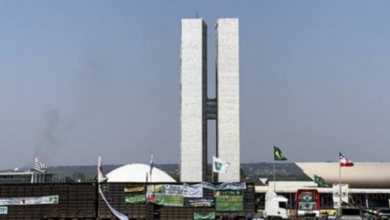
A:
314;175;326;187
274;146;287;161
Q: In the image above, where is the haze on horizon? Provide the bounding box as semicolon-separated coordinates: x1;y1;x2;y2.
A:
1;0;390;169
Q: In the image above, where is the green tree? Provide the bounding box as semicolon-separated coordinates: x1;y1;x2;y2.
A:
72;172;86;182
240;167;247;182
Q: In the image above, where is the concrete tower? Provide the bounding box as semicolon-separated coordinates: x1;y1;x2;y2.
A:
180;19;208;182
180;18;239;182
216;18;240;182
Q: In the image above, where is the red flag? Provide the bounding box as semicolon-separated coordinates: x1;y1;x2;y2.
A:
339;152;354;167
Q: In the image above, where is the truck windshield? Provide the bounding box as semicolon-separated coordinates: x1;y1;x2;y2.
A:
279;202;287;209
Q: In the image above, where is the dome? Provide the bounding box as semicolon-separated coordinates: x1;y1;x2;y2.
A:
106;163;176;182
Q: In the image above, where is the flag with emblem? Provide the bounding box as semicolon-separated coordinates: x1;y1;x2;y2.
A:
314;175;327;187
212;156;230;173
339;152;354;167
274;146;287;161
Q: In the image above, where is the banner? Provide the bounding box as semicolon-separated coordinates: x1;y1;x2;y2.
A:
215;191;242;196
125;195;146;204
194;212;215;220
147;185;184;207
332;184;349;208
0;207;7;215
99;187;129;220
202;182;246;191
187;199;214;207
183;183;203;198
147;195;183;207
0;195;58;205
147;185;183;195
124;186;145;193
215;195;244;212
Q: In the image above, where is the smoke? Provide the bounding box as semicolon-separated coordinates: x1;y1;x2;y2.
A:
42;110;61;147
32;109;63;164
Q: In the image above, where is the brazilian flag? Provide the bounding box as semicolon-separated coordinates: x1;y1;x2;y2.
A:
274;146;287;161
314;175;326;187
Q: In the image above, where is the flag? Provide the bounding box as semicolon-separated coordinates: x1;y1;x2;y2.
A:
212;156;230;173
99;186;129;220
98;156;108;182
274;146;287;161
33;157;46;173
314;174;327;187
149;153;153;177
339;152;354;167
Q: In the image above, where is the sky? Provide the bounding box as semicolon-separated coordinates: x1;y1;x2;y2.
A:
1;1;390;169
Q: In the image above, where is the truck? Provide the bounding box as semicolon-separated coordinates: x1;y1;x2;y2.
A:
295;189;321;220
362;199;390;220
263;190;289;220
363;208;390;220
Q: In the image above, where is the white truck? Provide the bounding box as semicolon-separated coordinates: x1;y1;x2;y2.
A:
263;190;290;220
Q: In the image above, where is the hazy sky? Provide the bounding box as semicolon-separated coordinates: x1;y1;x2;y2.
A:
1;1;390;169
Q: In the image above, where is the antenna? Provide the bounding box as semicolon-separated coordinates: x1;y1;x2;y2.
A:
196;10;199;18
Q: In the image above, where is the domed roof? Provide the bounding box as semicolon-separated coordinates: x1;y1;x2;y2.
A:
106;163;176;182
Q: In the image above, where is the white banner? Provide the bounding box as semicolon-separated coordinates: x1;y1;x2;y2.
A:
147;185;184;196
332;184;349;208
183;184;203;198
99;186;128;220
0;195;58;206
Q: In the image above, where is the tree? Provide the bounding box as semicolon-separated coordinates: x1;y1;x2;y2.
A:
72;172;86;182
240;167;247;182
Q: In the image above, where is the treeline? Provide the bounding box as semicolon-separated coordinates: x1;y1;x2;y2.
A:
45;163;310;183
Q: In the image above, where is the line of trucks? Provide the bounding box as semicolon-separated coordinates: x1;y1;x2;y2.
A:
261;189;390;220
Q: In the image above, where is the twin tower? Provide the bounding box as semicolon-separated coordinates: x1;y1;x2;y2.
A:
180;18;240;182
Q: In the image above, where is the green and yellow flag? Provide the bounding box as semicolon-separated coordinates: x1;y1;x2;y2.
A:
314;175;326;187
274;146;287;161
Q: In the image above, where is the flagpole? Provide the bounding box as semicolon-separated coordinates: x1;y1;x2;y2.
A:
273;161;276;191
149;151;153;183
339;151;342;210
212;155;215;183
273;144;276;191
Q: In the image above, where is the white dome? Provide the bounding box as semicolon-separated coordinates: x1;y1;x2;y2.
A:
106;163;176;182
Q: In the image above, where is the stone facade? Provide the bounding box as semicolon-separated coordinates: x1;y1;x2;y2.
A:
216;19;240;182
180;19;208;182
180;18;240;182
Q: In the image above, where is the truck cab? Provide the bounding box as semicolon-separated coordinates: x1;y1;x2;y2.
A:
295;189;321;220
263;190;289;220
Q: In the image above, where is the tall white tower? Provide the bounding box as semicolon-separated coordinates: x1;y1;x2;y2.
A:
180;18;239;182
180;19;208;182
216;18;240;182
